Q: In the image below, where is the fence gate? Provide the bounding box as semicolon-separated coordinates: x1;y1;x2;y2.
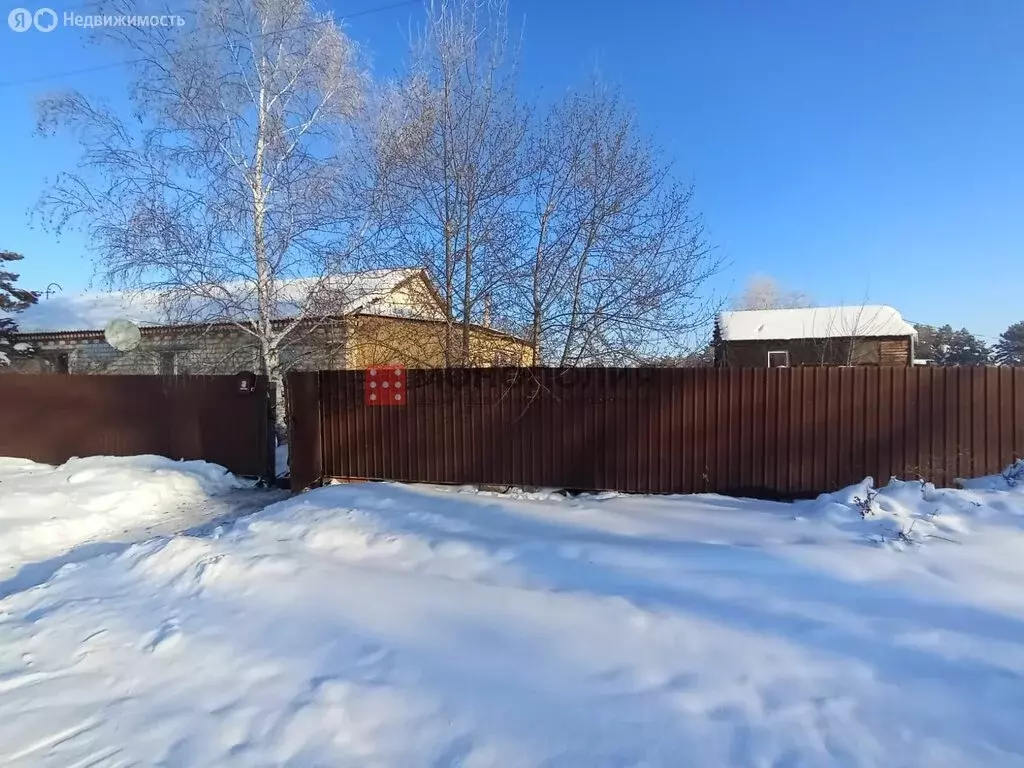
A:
0;374;274;478
287;366;1024;497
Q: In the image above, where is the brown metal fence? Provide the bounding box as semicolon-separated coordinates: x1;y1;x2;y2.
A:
287;367;1024;497
0;374;273;478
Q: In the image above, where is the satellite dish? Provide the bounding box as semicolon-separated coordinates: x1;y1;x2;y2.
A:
104;318;142;352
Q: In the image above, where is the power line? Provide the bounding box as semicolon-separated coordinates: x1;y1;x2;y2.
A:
0;0;420;89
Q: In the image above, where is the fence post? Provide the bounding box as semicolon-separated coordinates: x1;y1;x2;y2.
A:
287;371;324;491
262;376;276;483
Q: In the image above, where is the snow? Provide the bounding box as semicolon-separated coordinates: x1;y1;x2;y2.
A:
0;455;244;577
718;305;917;341
8;290;167;333
810;472;1024;548
3;466;1024;765
7;268;432;333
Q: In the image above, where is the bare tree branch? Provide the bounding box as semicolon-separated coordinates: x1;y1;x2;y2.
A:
513;83;720;365
370;0;529;365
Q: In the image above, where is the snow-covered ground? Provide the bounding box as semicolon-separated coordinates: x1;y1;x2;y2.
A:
2;463;1024;765
0;455;251;579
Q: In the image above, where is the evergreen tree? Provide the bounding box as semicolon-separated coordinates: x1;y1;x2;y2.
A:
913;324;940;361
0;251;39;366
943;327;991;365
914;323;990;365
994;321;1024;366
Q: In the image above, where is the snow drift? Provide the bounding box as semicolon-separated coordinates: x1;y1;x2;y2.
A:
0;455;243;576
810;460;1024;548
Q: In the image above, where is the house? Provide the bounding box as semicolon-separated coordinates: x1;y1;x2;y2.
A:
714;305;917;368
5;268;533;375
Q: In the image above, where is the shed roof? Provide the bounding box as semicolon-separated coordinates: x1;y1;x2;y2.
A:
717;305;917;342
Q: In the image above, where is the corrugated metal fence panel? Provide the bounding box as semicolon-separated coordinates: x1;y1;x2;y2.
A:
0;374;272;477
288;367;1024;497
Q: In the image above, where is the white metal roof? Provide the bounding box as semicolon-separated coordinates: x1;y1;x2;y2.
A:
7;268;438;333
717;305;917;342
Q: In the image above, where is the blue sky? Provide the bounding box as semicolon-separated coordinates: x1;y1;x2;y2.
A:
1;0;1021;341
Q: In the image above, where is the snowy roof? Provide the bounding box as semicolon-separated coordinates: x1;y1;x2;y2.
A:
717;305;917;342
6;269;439;333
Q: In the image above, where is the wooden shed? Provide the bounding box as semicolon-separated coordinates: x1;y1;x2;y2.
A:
714;305;917;368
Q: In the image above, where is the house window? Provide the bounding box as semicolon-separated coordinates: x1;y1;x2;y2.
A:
159;351;177;376
767;350;790;368
43;352;70;373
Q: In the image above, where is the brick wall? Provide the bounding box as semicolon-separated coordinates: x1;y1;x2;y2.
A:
24;323;349;376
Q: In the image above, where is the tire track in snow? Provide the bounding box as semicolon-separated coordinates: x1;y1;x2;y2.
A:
6;716;101;762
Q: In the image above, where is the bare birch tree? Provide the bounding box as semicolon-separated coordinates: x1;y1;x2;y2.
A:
731;274;812;311
512;85;718;365
35;0;371;432
371;0;529;365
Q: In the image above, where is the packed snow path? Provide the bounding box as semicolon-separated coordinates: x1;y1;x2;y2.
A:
0;455;285;587
1;473;1024;766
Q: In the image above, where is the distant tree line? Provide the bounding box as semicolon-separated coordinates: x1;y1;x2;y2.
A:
913;324;990;366
914;323;1024;367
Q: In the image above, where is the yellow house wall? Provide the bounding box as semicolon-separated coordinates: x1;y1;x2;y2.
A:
465;327;534;366
345;316;533;369
383;277;446;320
